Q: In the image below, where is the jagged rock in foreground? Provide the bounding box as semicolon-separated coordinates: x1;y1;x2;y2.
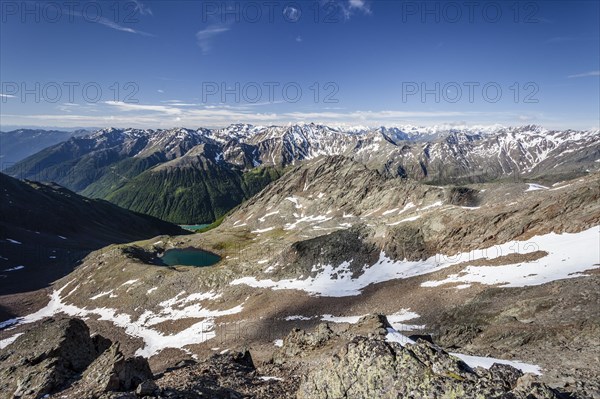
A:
0;315;570;398
282;315;562;399
0;318;97;398
77;342;153;397
0;317;152;399
297;337;559;399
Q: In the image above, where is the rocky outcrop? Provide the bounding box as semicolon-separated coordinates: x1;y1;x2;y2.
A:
78;343;153;397
0;317;153;399
0;318;98;398
446;186;480;207
431;275;600;399
295;318;562;399
0;315;583;398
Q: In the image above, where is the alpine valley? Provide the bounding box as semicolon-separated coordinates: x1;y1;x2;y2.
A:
1;124;599;399
5;124;598;223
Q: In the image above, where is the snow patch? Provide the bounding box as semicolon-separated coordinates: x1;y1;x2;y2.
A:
15;285;241;357
251;227;275;234
259;376;284;381
387;215;421;226
284;315;313;321
90;290;114;300
385;327;542;375
3;265;25;271
421;226;599;288
525;183;549;192
0;333;23;349
258;211;280;222
285;197;303;209
232;227;600;296
321;314;364;324
452;353;542;375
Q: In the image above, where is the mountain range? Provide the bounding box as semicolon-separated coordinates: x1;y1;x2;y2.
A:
5;124;599;224
0;129;89;170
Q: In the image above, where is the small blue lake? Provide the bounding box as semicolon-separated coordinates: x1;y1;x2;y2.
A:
159;248;220;267
180;224;210;232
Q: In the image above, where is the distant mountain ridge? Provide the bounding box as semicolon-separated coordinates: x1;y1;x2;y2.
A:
6;124;599;223
0;129;90;170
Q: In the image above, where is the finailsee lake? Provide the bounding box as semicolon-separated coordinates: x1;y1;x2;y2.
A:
159;248;220;267
180;224;210;231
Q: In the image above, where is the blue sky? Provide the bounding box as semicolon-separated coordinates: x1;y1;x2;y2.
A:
0;0;598;129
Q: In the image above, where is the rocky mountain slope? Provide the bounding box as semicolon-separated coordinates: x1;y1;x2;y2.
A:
0;129;89;170
0;315;566;399
6;124;599;223
1;157;598;397
0;172;187;297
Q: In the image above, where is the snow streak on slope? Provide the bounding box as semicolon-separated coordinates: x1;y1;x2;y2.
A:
5;285;244;357
231;226;600;296
421;226;599;288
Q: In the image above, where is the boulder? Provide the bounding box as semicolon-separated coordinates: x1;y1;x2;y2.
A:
0;317;98;399
80;342;153;395
135;379;158;396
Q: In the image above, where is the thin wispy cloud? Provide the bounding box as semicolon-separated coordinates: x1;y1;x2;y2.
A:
96;16;154;36
132;0;153;16
57;102;82;113
104;101;182;115
60;8;154;36
568;70;600;78
245;100;287;107
196;25;231;54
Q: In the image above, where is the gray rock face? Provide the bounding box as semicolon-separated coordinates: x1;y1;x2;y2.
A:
0;317;153;399
80;343;153;395
0;315;579;398
273;323;336;364
296;316;562;399
0;317;97;399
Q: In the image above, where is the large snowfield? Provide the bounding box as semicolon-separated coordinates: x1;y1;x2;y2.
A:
232;226;600;296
